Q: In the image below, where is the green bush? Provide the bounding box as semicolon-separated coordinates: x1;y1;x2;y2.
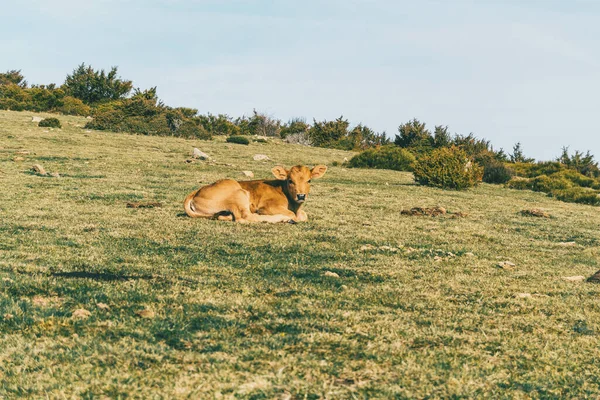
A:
511;161;564;178
530;175;572;192
58;96;91;116
38;118;61;128
483;160;514;184
412;146;483;190
63;63;132;104
226;135;250;145
85;97;210;140
506;177;532;190
552;169;597;188
552;187;600;206
348;146;415;171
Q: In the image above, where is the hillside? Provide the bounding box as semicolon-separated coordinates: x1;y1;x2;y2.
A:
1;109;600;398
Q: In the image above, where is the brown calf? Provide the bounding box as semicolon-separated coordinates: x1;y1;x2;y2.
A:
183;165;327;223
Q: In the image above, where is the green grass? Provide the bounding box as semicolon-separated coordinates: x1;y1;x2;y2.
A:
1;109;600;398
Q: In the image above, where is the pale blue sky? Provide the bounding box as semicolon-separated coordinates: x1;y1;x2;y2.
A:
2;0;599;160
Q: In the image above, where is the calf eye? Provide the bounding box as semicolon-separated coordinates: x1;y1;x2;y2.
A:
288;179;293;184
308;179;312;183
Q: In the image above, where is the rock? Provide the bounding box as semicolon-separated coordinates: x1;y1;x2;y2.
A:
135;308;155;319
324;271;340;278
192;148;209;160
50;172;61;178
31;116;43;123
31;164;47;175
498;261;516;269
562;276;586;282
13;156;24;162
241;170;254;178
587;270;600;283
96;302;110;311
515;293;532;299
253;154;270;161
520;209;550;218
360;244;375;251
343;157;348;162
71;308;92;319
465;252;475;257
86;116;93;119
558;241;577;247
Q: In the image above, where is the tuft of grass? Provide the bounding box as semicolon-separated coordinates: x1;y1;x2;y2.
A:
1;109;600;398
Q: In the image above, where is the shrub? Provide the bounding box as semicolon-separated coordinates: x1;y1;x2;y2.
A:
85;97;210;139
58;96;91;116
236;110;281;137
530;175;572;192
552;187;600;206
280;118;309;139
63;63;132;104
348;146;415;171
483;160;514;184
506;177;532;190
197;114;240;136
552;169;597;188
226;135;250;145
412;146;483;190
285;131;312;146
38;118;61;128
511;161;564;178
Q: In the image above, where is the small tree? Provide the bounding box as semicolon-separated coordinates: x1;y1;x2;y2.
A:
0;70;27;87
394;119;432;150
308;116;350;148
510;142;534;163
63;63;133;104
558;146;600;177
280;118;309;139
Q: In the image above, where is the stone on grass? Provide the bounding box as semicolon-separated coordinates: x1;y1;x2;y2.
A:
562;276;586;282
515;293;532;299
253;154;270;161
31;164;47;175
498;261;516;269
192;148;209;160
135;308;155;319
31;116;43;123
96;302;111;311
71;308;92;319
241;170;254;178
558;242;577;247
324;271;340;278
50;172;61;178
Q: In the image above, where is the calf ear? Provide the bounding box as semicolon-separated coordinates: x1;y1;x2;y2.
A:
311;165;328;179
272;166;288;180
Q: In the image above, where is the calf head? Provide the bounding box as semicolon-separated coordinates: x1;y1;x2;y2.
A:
272;165;327;203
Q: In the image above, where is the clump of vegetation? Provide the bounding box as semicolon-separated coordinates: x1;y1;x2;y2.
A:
552;187;600;205
85;88;210;139
57;96;91;116
236;110;281;137
413;146;483;190
347;146;415;171
226;135;250;145
38;117;61;128
63;63;133;104
280;118;309;139
482;159;514;184
308;116;389;150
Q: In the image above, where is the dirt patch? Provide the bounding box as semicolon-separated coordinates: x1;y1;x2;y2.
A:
401;207;447;217
520;209;550;218
126;202;162;209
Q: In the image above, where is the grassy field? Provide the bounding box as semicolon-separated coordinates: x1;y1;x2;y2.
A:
1;109;600;399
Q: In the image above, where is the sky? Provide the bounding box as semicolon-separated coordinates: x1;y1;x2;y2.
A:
1;0;599;160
